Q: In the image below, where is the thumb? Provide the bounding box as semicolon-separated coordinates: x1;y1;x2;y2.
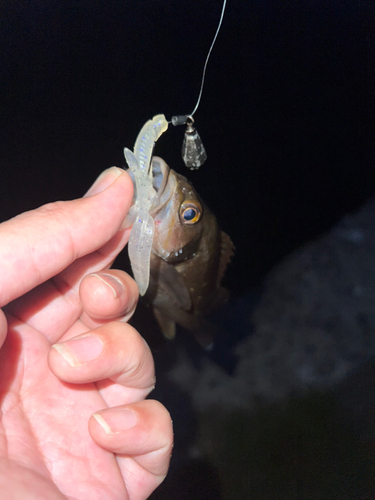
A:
0;167;133;307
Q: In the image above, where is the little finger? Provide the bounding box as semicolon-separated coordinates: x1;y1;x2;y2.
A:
89;400;173;499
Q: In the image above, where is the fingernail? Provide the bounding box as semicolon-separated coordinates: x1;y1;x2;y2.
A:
84;167;123;197
89;273;125;299
93;409;137;434
52;335;103;367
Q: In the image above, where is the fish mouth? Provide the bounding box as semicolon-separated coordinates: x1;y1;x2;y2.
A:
157;245;196;263
149;157;175;217
125;156;174;214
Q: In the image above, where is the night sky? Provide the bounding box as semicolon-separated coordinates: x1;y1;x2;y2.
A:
1;0;375;294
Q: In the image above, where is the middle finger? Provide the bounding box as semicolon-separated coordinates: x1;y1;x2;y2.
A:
48;321;155;406
79;270;139;328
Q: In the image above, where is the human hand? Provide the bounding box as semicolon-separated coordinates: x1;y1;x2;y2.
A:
0;167;173;500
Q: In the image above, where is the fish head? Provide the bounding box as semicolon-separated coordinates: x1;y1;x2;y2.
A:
150;157;204;263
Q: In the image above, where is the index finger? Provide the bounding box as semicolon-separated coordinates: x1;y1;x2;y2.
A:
0;167;133;307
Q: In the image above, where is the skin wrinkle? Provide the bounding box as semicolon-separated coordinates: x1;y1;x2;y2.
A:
69;432;128;500
0;208;73;308
29;202;77;277
119;458;140;500
135;444;172;478
3;390;51;481
117;455;161;500
59;206;85;264
0;414;7;458
3;321;69;484
0;461;69;500
48;454;118;500
29;246;44;297
113;337;151;389
4;280;81;340
37;201;81;254
18;353;53;481
29;401;126;499
52;274;82;315
96;383;151;410
1;386;22;416
0;411;10;461
1;254;39;309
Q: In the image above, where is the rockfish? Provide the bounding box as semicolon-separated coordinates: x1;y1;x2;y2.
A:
144;157;234;347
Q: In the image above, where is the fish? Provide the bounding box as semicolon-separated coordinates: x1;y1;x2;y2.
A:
143;156;234;347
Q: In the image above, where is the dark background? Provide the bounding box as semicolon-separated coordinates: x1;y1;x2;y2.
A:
1;1;375;498
2;0;375;292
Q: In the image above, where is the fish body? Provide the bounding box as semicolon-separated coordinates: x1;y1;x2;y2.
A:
146;157;234;346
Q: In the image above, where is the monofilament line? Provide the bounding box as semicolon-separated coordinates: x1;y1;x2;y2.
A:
190;0;227;117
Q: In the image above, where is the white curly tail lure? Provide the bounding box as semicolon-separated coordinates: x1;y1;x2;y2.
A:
124;114;169;295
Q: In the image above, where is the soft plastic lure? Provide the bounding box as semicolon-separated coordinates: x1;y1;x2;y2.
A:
124;114;169;295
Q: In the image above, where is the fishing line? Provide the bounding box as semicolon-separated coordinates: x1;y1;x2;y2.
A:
190;0;227;117
171;0;227;170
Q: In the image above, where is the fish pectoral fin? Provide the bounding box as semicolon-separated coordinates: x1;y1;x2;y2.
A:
153;308;176;340
158;259;192;310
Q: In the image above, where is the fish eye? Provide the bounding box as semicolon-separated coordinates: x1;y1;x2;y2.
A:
180;203;202;225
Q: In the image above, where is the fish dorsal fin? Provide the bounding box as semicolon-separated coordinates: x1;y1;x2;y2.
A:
217;231;235;286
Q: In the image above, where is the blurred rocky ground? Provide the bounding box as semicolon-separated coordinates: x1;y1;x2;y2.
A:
150;197;375;499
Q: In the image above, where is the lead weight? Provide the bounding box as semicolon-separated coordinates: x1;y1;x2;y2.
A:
181;116;207;170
